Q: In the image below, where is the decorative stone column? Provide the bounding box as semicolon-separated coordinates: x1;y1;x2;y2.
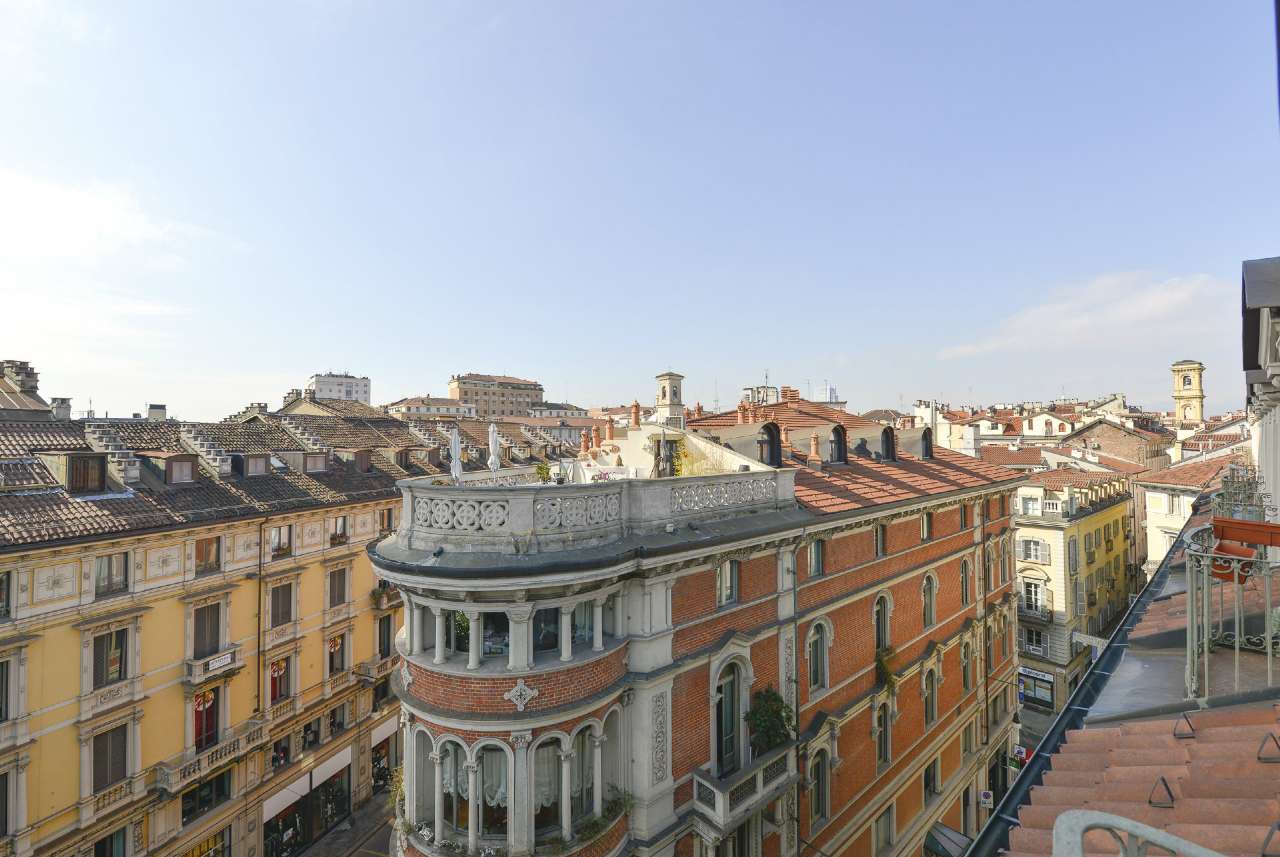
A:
559;605;573;662
509;732;533;856
433;607;446;665
592;598;605;652
466;761;480;853
432;752;445;842
558;748;574;841
466;611;482;670
507;605;533;671
590;734;605;816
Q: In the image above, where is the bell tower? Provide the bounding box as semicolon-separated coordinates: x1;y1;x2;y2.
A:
1171;360;1205;426
655;371;685;429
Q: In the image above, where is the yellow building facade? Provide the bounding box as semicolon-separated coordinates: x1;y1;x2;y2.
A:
0;407;484;857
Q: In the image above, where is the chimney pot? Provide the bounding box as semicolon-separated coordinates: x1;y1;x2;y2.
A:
809;431;822;463
630;401;641;428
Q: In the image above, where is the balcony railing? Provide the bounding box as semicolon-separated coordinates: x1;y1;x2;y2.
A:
155;719;268;794
267;697;297;722
372;586;402;611
691;742;798;836
265;619;300;649
1021;641;1047;658
1017;591;1053;623
325;669;353;697
185;643;244;685
355;654;398;683
93;778;134;813
1052;809;1227;857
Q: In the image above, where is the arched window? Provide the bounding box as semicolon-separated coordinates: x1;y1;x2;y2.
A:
715;664;742;776
412;731;433;824
921;428;933;459
808;623;828;691
984;627;993;675
438;741;468;841
960;560;971;606
999;615;1010;658
983;548;993;592
873;595;890;651
922;575;936;629
810;750;829;824
533;740;562;841
875;703;891;764
477;745;509;838
756;423;782;467
880;427;896;461
923;669;937;725
570;730;594;823
961;643;972;692
999;544;1009;583
830;426;848;464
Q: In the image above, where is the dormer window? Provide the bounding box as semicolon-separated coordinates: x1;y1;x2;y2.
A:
244;456;268;477
305;454;327;474
167;459;194;484
354;451;371;473
67;454;106;494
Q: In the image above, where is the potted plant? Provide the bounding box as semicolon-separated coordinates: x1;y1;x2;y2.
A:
744;686;795;755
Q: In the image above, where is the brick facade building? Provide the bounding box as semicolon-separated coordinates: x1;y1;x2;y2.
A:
375;399;1024;857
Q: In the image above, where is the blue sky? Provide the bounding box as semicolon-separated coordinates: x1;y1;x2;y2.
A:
1;1;1276;420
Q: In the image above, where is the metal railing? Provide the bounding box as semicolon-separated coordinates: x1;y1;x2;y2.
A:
1183;521;1277;698
155;719;268;794
1017;589;1053;623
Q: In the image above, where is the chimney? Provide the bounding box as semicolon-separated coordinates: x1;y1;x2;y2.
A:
694;402;704;418
809;432;822;466
1;360;38;394
284;389;302;408
605;421;615;441
780;425;790;446
591;425;602;449
683;407;692;421
736;402;747;424
303;388;316;401
630;401;641;428
580;429;590;450
147;403;167;421
51;397;71;421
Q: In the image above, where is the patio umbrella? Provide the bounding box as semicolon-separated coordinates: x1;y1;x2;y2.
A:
450;427;463;484
488;422;500;472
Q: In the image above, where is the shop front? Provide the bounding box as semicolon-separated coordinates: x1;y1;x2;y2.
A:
371;714;400;794
182;826;231;857
263;747;352;857
1017;665;1055;711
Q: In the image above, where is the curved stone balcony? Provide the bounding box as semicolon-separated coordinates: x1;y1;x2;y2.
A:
371;470;799;583
400;640;628;717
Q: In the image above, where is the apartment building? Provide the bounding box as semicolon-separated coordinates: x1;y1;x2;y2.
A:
305;374;371;405
447;374;545;419
0;409;417;857
377;387;1026;857
1011;472;1134;748
383;398;478;420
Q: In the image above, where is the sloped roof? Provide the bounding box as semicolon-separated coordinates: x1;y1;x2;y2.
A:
1135;455;1240;490
979;446;1044;467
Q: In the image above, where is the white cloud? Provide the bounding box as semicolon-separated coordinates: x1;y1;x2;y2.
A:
0;0;107;82
938;272;1230;360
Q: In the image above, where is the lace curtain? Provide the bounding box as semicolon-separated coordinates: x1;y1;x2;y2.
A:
534;744;560;809
481;749;507;808
570;734;593;800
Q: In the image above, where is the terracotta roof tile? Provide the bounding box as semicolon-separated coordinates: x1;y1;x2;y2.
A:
1135;455;1242;489
979;446;1044;466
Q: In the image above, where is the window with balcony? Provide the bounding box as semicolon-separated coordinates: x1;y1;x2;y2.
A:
269;657;291;704
329;516;349;546
194;536;221;575
922;574;937;629
810;539;826;576
92;724;128;792
327;634;348;676
270;583;294;628
193;603;222;660
94;552;129;598
1020;496;1040;516
873;595;890;651
181;769;230;826
329;703;347;736
810;750;829;824
714;663;742;776
378;614;393;660
272;736;291;770
302;718;321;750
269;526;292;560
716;560;740;606
94;828;127;857
1022;581;1043;616
93;629;128;689
328;567;348;609
193;687;220;751
1025;627;1044;654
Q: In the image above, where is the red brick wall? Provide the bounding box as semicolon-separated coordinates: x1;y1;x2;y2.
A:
671;667;709;780
404;646;627;715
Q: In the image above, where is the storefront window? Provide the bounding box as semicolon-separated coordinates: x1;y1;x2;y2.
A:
263;767;351;857
182;826;231;857
372;738;392;793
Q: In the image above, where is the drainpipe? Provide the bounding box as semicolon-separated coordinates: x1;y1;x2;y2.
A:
255;518;266;715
